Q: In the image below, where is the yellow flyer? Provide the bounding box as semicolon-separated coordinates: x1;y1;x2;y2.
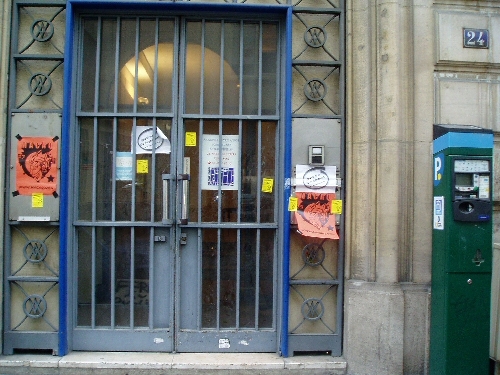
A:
137;159;148;174
262;178;274;193
32;193;44;208
331;200;343;214
185;132;197;146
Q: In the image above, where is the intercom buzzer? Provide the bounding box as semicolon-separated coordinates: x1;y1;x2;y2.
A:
308;145;325;166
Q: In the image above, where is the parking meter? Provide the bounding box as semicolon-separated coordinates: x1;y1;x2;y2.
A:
430;124;493;375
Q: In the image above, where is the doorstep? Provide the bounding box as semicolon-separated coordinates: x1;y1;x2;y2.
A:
0;352;347;375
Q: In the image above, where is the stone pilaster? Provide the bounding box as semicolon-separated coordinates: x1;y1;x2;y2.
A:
345;0;433;373
346;0;377;283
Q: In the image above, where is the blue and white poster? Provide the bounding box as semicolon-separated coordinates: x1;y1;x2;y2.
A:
201;134;239;191
116;152;133;181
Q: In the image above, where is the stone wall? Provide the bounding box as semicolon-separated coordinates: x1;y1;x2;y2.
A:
345;1;500;374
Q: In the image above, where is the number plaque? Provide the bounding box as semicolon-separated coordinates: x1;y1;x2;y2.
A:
463;28;489;49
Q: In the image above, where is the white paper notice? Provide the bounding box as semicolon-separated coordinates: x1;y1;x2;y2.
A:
479;176;490;199
433;196;444;230
295;165;337;193
116;152;133;181
133;126;171;154
201;134;239;191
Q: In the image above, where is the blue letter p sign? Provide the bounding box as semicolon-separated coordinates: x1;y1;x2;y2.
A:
434;153;444;187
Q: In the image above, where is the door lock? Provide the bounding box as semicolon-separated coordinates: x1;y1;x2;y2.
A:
180;233;187;245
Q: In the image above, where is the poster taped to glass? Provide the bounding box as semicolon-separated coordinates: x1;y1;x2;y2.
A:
201;134;240;191
132;126;171;154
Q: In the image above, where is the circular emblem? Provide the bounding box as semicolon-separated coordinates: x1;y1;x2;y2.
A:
301;298;324;321
29;73;52;96
23;240;48;263
304;26;326;48
303;167;329;189
31;19;54;42
304;79;327;102
23;294;47;319
137;128;163;152
302;243;325;267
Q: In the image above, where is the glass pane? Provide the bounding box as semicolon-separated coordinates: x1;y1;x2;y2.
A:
220;229;237;328
184;120;200;222
137;19;156;113
76;226;113;327
154;119;172;222
200;121;219;222
118;18;137;112
241;121;258;223
289;285;337;334
135;119;153;221
203;22;221;114
242;23;259;115
98;18;117;112
96;118;114;221
223;22;241;115
240;229;256;328
115;227;131;327
185;21;202;114
116;119;133;221
202;228;217;328
95;227;112;327
261;121;277;223
78;118;94;220
81;18;98;112
221;121;239;223
290;232;339;281
77;227;92;326
261;23;278;115
134;227;150;327
259;229;274;328
157;20;175;113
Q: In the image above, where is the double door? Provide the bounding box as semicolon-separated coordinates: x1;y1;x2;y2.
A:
73;15;281;352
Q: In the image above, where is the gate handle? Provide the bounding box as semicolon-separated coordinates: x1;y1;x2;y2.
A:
162;174;173;223
178;174;190;225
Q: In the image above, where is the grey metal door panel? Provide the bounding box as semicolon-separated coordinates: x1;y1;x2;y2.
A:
73;329;172;351
177;330;276;352
177;228;200;330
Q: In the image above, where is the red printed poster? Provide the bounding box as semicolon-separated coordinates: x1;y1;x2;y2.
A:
295;192;339;239
16;137;58;195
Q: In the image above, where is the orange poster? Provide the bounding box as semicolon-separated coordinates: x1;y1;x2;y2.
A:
295;192;339;239
16;136;58;196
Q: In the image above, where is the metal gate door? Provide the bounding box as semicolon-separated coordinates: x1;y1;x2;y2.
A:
73;14;281;352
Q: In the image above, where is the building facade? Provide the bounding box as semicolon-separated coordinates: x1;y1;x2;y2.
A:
0;0;499;374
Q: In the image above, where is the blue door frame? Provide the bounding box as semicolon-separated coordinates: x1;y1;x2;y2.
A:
60;0;292;356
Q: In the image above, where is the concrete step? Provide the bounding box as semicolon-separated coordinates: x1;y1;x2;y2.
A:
0;352;347;375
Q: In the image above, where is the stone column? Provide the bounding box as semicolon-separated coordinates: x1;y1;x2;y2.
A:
345;0;433;373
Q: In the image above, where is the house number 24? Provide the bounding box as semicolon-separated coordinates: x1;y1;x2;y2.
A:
463;28;489;49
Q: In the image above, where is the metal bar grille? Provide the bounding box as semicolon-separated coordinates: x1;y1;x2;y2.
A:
71;13;280;353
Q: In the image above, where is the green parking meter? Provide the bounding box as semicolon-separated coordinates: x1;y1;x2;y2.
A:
431;124;493;375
